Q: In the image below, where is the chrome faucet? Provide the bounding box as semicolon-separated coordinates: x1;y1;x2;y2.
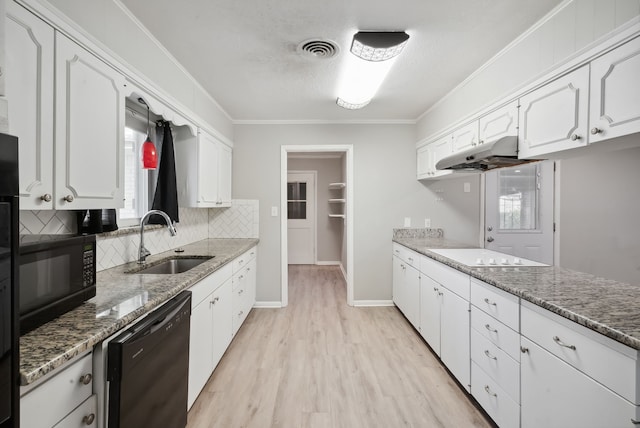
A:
138;210;177;263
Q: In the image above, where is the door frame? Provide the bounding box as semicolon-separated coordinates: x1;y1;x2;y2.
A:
280;145;354;307
287;170;318;265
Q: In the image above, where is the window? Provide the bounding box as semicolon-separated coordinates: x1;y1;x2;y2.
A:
497;163;539;230
119;126;149;226
287;182;307;219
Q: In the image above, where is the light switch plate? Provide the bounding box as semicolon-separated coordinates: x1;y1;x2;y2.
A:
425;218;431;227
271;206;278;217
464;182;471;193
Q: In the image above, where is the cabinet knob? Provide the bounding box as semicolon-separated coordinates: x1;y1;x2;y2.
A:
40;193;52;202
82;413;96;425
486;236;494;242
63;194;74;203
590;127;602;135
570;134;581;141
79;373;92;385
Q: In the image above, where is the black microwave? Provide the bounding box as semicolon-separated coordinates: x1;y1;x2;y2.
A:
19;234;97;335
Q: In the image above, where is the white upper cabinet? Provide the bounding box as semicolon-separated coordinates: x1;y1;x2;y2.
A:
479;101;519;143
417;135;453;179
6;2;55;209
452;121;479;152
176;129;233;208
589;36;640;143
518;65;590;159
55;33;126;209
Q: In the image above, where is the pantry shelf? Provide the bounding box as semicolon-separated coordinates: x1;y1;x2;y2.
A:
328;182;346;189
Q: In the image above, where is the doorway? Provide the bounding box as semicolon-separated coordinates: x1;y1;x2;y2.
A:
287;171;316;264
280;145;354;307
485;160;554;264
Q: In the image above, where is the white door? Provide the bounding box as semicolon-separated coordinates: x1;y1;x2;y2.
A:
485;161;554;264
287;172;316;264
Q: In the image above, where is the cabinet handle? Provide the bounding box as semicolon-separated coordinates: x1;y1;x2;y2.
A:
484;385;497;397
63;194;74;203
79;373;92;385
250;252;255;257
239;259;244;264
239;275;244;280
238;289;244;295
483;297;497;306
82;413;96;425
40;193;52;202
479;140;484;145
210;296;220;305
433;287;438;292
631;419;640;425
570;134;581;141
484;324;498;333
437;291;443;296
246;267;251;272
238;310;244;317
590;127;602;135
520;346;529;354
394;249;400;253
408;257;414;262
484;349;497;360
553;336;576;350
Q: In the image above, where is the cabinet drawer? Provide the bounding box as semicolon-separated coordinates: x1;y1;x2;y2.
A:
471;306;521;361
471;362;520;428
21;353;93;428
232;246;257;272
189;263;232;308
471;278;519;330
392;244;419;267
421;255;470;300
471;329;520;403
53;394;97;428
522;303;639;404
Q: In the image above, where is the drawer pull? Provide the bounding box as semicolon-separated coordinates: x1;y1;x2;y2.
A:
83;413;96;425
484;350;497;360
239;275;244;280
238;289;244;295
79;373;92;385
484;324;498;333
408;257;414;262
553;336;576;350
238;310;244;317
484;385;497;397
246;267;251;272
483;297;497;306
433;287;438;292
210;296;220;305
520;346;529;354
239;259;244;264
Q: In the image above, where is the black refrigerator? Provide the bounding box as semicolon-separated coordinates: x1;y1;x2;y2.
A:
0;133;19;428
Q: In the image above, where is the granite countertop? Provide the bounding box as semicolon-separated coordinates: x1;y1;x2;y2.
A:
19;238;259;386
393;234;640;351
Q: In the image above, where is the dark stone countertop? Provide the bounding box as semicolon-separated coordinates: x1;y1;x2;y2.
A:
393;236;640;351
19;238;259;385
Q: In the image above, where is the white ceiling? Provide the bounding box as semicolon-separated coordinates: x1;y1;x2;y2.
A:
119;0;563;122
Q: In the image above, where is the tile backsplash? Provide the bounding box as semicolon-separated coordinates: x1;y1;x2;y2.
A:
19;200;260;271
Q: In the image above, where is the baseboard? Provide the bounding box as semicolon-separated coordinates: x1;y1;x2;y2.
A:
353;300;395;307
339;263;347;282
253;301;283;308
315;261;341;265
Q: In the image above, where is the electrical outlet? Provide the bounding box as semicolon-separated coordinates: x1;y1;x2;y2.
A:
424;218;431;228
404;217;411;227
464;182;471;193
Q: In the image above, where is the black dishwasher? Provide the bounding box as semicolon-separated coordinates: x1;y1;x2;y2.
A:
107;290;191;428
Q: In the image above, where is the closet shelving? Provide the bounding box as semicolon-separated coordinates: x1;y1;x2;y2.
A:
328;182;346;219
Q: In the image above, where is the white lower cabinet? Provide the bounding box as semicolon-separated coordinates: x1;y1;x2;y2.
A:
521;337;638;428
419;275;442;355
392;255;420;329
232;250;258;336
20;353;94;428
440;286;470;392
472;361;520;428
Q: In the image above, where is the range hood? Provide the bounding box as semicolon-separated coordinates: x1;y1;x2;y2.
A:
436;136;534;172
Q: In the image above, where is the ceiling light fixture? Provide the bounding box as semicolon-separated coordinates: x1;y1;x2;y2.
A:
336;31;409;110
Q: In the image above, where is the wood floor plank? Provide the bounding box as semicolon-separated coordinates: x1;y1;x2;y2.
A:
186;265;492;428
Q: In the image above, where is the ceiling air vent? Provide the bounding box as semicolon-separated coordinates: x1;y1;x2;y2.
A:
297;39;339;59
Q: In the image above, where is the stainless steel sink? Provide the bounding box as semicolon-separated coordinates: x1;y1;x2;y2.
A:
129;256;213;274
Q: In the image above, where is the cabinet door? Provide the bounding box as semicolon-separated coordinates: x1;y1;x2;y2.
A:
589;36;640;143
416;144;430;179
440;287;471;392
428;135;453;178
452;121;479;152
419;275;441;356
518;65;589;159
392;256;405;310
211;279;233;370
6;3;55;209
52;394;97;428
188;299;213;409
54;33;125;209
479;101;518;143
217;143;233;206
197;131;220;205
521;338;638;428
404;264;421;329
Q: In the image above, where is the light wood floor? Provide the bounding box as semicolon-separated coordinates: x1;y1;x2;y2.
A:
187;265;492;428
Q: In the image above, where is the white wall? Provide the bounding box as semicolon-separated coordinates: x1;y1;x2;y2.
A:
288;157;344;263
417;0;640;140
25;0;233;140
558;140;640;284
233;123;446;302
